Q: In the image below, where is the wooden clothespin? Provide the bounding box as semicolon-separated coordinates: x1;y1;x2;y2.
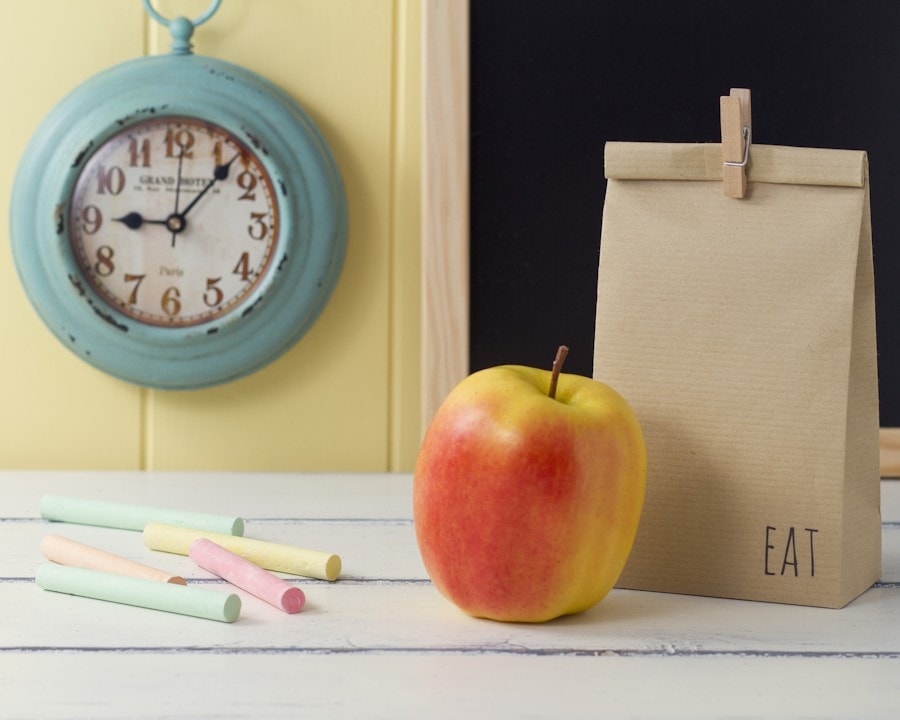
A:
720;88;752;198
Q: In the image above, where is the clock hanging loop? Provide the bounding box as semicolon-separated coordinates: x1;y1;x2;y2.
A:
142;0;222;55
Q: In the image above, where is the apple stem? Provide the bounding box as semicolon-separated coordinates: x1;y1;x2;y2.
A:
548;345;569;400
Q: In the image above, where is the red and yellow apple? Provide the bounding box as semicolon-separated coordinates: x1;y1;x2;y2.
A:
413;347;645;622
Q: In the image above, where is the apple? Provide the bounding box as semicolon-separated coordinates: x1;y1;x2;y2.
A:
413;346;646;622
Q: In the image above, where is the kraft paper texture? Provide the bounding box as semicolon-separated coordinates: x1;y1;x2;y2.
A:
595;142;880;608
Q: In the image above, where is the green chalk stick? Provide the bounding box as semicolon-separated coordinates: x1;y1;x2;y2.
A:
39;495;244;536
36;564;241;623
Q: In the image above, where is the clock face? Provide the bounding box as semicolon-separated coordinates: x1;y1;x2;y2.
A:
68;116;279;327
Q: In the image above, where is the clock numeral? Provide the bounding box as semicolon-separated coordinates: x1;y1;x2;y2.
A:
123;274;145;304
248;212;269;240
96;165;126;195
161;287;182;317
94;246;115;277
129;138;151;168
233;253;251;282
80;205;103;235
165;128;195;159
63;118;280;329
213;143;248;168
236;170;257;201
204;277;224;308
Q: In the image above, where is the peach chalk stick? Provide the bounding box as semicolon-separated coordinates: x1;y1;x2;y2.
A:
36;563;241;623
144;523;341;581
41;534;186;585
40;495;244;536
190;538;306;613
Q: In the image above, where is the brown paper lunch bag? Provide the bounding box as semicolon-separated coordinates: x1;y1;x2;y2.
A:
594;141;881;608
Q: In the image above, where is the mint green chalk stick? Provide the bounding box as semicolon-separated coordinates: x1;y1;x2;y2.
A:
39;495;244;536
36;564;241;623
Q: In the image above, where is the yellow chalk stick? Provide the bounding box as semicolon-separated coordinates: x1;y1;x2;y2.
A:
41;534;187;585
144;523;341;581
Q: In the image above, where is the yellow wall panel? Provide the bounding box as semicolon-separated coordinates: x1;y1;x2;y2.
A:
391;0;423;469
1;1;422;472
1;1;147;470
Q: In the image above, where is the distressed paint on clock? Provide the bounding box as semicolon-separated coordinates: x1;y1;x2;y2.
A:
12;36;348;390
0;0;422;471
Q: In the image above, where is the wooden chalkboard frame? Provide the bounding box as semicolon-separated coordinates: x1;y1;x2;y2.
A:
421;0;898;476
421;0;469;428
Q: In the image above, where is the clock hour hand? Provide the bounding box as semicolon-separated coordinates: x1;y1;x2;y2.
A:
179;153;241;219
113;212;168;230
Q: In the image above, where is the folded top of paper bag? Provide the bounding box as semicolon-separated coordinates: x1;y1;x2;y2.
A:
604;142;866;189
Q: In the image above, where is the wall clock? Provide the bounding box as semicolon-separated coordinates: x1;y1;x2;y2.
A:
9;0;347;390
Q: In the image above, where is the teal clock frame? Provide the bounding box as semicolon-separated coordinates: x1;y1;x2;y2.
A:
9;4;347;390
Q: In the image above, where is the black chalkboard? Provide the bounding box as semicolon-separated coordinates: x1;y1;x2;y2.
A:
470;0;900;425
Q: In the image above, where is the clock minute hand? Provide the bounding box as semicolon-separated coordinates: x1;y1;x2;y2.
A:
179;153;241;219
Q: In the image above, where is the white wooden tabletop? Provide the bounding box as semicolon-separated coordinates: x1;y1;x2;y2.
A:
2;471;898;719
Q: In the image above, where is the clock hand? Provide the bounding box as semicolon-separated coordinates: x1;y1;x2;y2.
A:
178;153;241;219
113;211;186;241
171;150;186;246
113;212;168;230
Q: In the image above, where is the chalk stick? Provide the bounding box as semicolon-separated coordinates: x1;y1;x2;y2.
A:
144;523;341;581
36;563;241;623
39;494;244;536
190;538;306;613
41;534;187;585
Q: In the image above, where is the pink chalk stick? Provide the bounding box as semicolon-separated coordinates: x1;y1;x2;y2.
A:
189;538;305;614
